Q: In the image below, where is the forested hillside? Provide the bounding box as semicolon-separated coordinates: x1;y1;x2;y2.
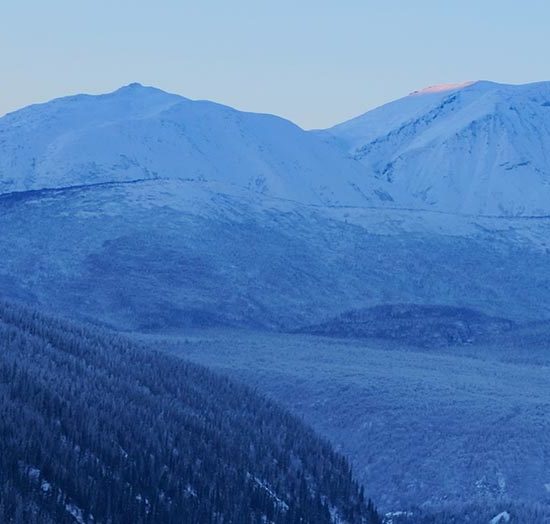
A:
0;302;379;523
297;304;516;347
161;329;550;523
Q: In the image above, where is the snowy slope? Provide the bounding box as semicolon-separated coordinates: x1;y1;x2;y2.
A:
2;178;550;331
0;83;392;206
325;81;550;216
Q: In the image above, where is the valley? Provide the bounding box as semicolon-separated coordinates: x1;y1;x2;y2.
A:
150;328;550;521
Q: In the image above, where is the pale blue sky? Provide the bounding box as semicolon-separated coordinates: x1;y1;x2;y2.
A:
2;0;549;128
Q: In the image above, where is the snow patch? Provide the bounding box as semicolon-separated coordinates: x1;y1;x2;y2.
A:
490;511;511;524
247;473;289;512
384;510;414;523
66;502;86;524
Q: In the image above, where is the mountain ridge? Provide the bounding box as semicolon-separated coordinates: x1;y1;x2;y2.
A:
325;80;550;216
0;83;393;207
5;80;550;216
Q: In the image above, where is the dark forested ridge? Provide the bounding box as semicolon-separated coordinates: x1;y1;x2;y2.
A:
0;301;380;524
297;304;516;347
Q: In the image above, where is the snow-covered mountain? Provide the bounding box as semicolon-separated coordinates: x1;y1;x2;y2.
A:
2;82;550;522
325;81;550;216
3;81;550;329
6;80;550;216
0;83;392;206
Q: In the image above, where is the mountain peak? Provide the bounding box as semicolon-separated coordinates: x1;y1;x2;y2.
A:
409;81;477;96
110;82;177;98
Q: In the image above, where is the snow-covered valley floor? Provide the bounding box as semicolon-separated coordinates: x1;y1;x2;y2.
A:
141;328;550;519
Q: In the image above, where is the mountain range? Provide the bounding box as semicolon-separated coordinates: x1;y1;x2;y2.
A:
1;81;550;329
4;80;550;216
2;81;550;521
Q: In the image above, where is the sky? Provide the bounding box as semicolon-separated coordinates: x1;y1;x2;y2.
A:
2;0;550;129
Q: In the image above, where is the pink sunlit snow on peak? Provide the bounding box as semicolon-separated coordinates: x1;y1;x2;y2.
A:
409;81;476;96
